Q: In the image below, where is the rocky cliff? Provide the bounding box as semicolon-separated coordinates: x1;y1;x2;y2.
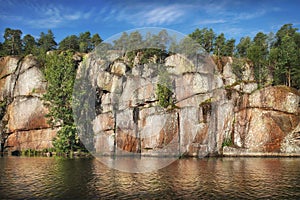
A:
0;55;57;153
0;53;299;157
76;53;300;157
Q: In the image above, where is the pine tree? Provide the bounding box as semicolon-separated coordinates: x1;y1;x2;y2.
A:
223;39;235;56
189;28;215;53
23;34;36;55
79;31;91;53
59;35;79;51
247;32;268;87
269;24;300;88
37;30;57;52
277;35;297;87
213;33;226;57
91;34;102;50
3;28;23;55
236;36;251;58
0;42;4;57
128;31;143;51
113;32;129;52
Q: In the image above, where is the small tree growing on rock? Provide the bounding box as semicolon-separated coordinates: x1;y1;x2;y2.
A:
156;65;174;108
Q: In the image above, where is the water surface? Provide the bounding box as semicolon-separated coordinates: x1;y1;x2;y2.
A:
0;157;299;199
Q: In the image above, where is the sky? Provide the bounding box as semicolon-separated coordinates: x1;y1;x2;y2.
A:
0;0;300;43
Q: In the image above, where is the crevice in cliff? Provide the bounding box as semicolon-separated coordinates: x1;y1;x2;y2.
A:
12;95;44;100
113;111;117;155
236;107;299;116
9;126;55;133
11;56;24;98
133;107;141;154
0;73;12;80
177;112;181;157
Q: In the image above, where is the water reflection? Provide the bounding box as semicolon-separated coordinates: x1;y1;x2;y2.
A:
0;157;299;199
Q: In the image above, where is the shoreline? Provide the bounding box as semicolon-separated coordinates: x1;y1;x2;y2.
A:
2;149;300;158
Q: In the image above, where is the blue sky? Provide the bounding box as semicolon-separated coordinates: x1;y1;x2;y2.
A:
0;0;300;43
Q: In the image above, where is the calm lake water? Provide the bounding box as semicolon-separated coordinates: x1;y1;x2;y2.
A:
0;156;300;199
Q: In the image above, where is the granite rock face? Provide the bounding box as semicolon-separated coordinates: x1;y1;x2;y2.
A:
86;52;300;157
0;55;57;152
231;86;300;153
1;53;299;157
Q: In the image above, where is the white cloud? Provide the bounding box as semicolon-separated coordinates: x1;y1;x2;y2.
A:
101;3;188;26
235;10;266;21
138;5;185;25
17;4;94;29
197;19;227;25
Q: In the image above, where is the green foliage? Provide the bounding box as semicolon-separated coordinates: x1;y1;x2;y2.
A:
213;33;226;56
189;28;215;53
128;31;143;50
0;42;4;57
125;48;168;67
232;58;246;80
114;32;129;52
79;31;91;53
247;32;269;87
269;24;300;88
140;48;168;64
178;36;202;58
156;84;173;108
23;34;37;55
222;138;233;147
59;35;79;51
276;35;297;87
236;37;251;58
275;23;298;46
156;66;174;108
53;125;79;153
43;51;76;126
223;39;236;56
91;33;103;49
37;30;57;52
43;51;82;153
3;28;23;55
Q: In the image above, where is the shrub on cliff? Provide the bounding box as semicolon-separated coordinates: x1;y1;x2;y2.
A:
156;65;174;108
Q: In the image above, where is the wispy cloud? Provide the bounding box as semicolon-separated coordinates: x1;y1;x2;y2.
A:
138;5;185;25
0;2;94;29
101;3;189;26
25;5;93;29
197;19;227;25
235;10;266;21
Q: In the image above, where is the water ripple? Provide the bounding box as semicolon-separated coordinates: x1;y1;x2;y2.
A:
0;157;300;199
